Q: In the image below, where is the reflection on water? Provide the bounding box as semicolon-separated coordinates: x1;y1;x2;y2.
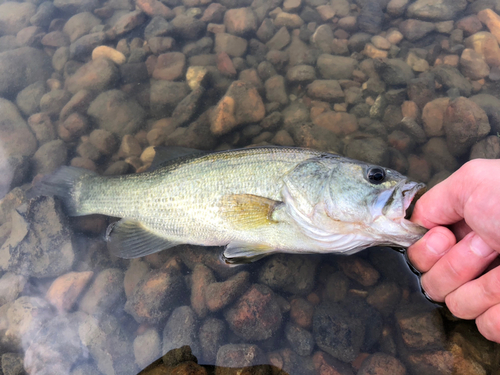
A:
0;0;500;373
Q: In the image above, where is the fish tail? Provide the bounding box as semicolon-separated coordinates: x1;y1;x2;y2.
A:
28;166;96;216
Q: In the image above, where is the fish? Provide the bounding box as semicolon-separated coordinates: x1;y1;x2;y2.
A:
31;146;427;263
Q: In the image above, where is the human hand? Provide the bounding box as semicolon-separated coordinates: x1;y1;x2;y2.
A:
407;159;500;343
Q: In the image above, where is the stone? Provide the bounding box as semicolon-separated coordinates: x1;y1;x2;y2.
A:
62;12;101;42
460;48;490;80
313;111;358;135
469;93;500;134
396;307;446;349
422;97;450;137
39;89;72;117
163;306;201;358
0;2;36;35
153;52;186;80
266;26;290;50
215;344;265;370
358;353;406;375
65;58;119;94
432;65;472;97
464;31;500;67
224;284;282;341
79;268;124;314
285;323;314;356
317;54;356;80
374;58;414;86
443;96;491;156
456;15;483;36
92;45;126;65
422;137;458;172
111;10;147;37
171;14;205;40
265;75;288;105
15;81;46;116
201;3;226;23
224;8;257;36
30;2;57;28
307;80;345;102
87;89;145;136
136;0;174;19
344;137;390;165
199;318;225;363
210;80;265;135
214;33;248;57
150;80;190;118
0;273;27;306
205;271;250;312
470;135;500;159
134;329;161;370
32;140;68;175
311;25;333;53
407;0;467;21
45;271;93;312
274;12;304;28
358;0;384;34
478;8;500;44
338;256;380;286
286;64;316;82
399;19;436;41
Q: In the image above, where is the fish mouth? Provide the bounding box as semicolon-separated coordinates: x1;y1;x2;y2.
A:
381;180;426;223
403;183;426;220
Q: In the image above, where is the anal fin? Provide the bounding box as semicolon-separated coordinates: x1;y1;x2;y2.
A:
220;194;282;230
106;219;180;259
223;242;276;264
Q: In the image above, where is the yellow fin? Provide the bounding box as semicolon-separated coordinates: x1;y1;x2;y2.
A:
220;194;281;230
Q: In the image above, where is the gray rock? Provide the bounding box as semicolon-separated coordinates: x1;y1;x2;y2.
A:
133;329;161;370
70;363;102;375
215;33;248;57
1;353;24;375
149;80;191;118
285;323;314;356
374;58;414;86
144;16;173;40
469;93;500;134
317;54;356;80
65;58;119;94
344;137;390;165
287;64;316;82
307;80;345;102
432;65;472;97
62;12;102;43
87;90;145;136
171;85;206;127
348;32;372;53
32;139;68;175
163;306;201;358
470;135;500;159
311;25;334;53
216;344;265;368
0;273;26;306
15;81;46;116
399;19;436;41
39;89;72;117
358;353;406;375
265;75;288;105
398;117;427;144
408;75;436;108
256;18;276;43
0;47;52;97
358;0;384;34
30;1;57;28
287;35;318;67
171;14;206;40
422;137;458;171
70;32;107;61
199;318;226;363
407;0;467;21
0;2;36;35
313;302;365;362
266;26;290;50
79;268;124;314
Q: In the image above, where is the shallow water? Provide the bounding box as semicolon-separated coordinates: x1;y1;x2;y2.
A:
0;0;499;373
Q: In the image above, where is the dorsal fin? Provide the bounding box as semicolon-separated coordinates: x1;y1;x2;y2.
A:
149;146;207;171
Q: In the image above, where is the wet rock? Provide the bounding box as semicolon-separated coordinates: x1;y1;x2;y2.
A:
399;19;435;41
217;51;237;77
286;64;316;82
358;0;384;34
344;137;390;165
201;3;227;23
162;344;198;368
322;270;349;302
307;80;344;102
88;89;145;137
65;58;119;94
422;97;450;137
396;307;446;350
432;65;472;97
150;80;190;118
265;75;288;105
40;89;72;117
0;47;52;97
469;93;500;134
258;254;318;295
266;26;290;50
152;52;186;81
1;353;25;375
256;18;276;43
0;273;27;306
79;314;136;375
70;32;107;61
313;302;364;363
79;268;124;314
366;281;401;315
205;271;250;312
456;15;484;36
171;14;206;40
214;33;248;57
471;135;500;159
92;46;126;65
191;264;215;318
134;328;161;370
407;154;431;182
111;10;147;37
290;298;314;329
210;80;265;135
136;0;174;19
358;352;406;375
317;54;356;80
338;256;380;287
215;344;265;373
274;12;304;28
62;12;101;43
313;111;358;135
460;48;490;80
46;271;93;312
0;2;36;35
24;313;85;375
199;318;226;363
163;306;201;358
285;323;314;356
422;137;459;172
224;7;257;36
224;283;282;341
311;24;333;53
0;197;75;278
407;0;467;21
443;96;490;156
398;117;427;144
374;58;414;86
144;16;173;40
16;81;46;116
312;351;354;375
465;31;500;67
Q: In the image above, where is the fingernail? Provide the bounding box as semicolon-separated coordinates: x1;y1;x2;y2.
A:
426;232;450;256
470;234;494;258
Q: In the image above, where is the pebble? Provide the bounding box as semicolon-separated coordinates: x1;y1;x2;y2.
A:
163;306;201;358
45;271;93;312
199;318;225;363
134;328;161;370
28;112;56;145
92;45;126;65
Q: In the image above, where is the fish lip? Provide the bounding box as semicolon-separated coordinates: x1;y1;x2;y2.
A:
401;181;426;217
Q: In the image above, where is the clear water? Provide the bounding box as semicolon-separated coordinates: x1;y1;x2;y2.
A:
0;0;499;374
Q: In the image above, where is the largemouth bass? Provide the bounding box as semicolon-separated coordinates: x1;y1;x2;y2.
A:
33;147;426;262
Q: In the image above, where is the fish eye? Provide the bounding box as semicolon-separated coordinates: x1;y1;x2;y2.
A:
367;167;386;184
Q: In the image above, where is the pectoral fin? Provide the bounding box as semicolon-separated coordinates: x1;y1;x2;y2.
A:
223;242;276;264
220;194;282;230
106;219;180;259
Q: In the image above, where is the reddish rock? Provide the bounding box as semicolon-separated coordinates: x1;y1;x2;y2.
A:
407;155;431;183
422;97;450;137
205;271;249;312
307;80;345;102
313;111;358;135
111;10;147;37
290;298;314;329
65;58;119;94
61;112;88;141
478;8;500;44
191;264;215;318
313;351;355;375
153;52;186;81
396;308;446;350
388;130;414;155
224;284;282;341
27;113;56;145
460;48;490;80
358;352;406;375
338;256;380;287
465;31;500;67
46;271;93;312
456;15;483;36
216;52;236;77
223;8;257;36
136;0;174;19
201;3;226;23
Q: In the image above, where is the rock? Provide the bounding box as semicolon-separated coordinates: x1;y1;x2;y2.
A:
407;154;431;182
443;97;491;156
469;93;500;133
32;139;68;175
432;65;472;97
274;12;304;28
224;283;282;341
87;89;145;136
459;48;490;80
464;31;500;67
62;12;101;43
344;137;390;165
111;10;147;37
290;298;314;329
199;318;225;363
366;281;402;315
422;97;450;137
15;81;46;116
39;89;72;117
136;0;174;19
224;8;257;36
457;15;484;36
214;33;248;57
79;314;136;375
0;273;27;306
317;54;356;80
0;197;74;278
191;264;215;318
313;302;364;362
205;271;250;312
470;135;500;159
134;329;161;370
265;75;288;105
258;254;318;295
358;352;406;375
144;16;173;40
399;117;427;144
395;307;446;350
286;64;316;82
217;51;237;77
407;0;467;21
285;323;314;356
150;80;190;117
338;256;380;287
79;268;124;314
422;137;459;172
478;8;500;44
1;353;25;375
307;80;344;102
399;19;435;41
171;14;205;40
313;111;358;135
201;3;227;23
374;58;414;86
215;344;266;374
210;80;265;135
358;0;384;34
92;46;126;65
266;26;290;50
69;31;107;61
30;2;57;28
0;47;51;97
311;24;334;53
65;58;118;94
152;52;186;80
0;2;36;35
163;306;201;358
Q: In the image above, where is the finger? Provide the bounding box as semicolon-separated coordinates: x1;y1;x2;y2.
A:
449;219;472;242
476;303;500;343
407;226;456;273
421;232;498;302
445;264;500;320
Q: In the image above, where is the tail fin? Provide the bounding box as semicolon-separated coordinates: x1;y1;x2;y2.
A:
28;166;96;216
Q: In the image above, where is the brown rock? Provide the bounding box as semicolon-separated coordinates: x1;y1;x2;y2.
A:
27;113;56;145
191;264;215;318
224;284;282;341
407;155;431;183
274;12;304;28
136;0;174;19
224;8;257;36
118;134;142;158
363;43;389;59
478;8;500;44
210;80;265;135
111;10;147;37
338;256;380;287
216;51;236;77
205;271;250;312
89;129;117;155
271;129;294;146
313;351;355;375
388;130;415;155
422;137;458;172
366;282;401;315
443;96;491;156
65;58;119;94
460;48;490;80
153;52;186;81
41;31;69;48
61;112;88;140
214;33;247;57
290;298;314;329
59;89;93;122
396;308;446;350
358;353;406;375
422;97;450;137
46;271;93;312
401;100;420;119
307;80;345;102
470;135;500;159
265;75;288;105
70;157;96;170
465;31;500;67
79;268;124;315
201;3;226;23
399;19;435;41
456;15;483;36
313;111;358;135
